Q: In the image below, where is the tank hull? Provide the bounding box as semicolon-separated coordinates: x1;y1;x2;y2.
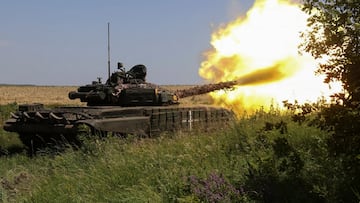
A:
4;104;234;151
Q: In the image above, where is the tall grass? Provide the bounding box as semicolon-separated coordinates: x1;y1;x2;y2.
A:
0;103;23;154
0;104;357;202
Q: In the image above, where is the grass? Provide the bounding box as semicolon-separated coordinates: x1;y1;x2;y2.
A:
2;128;242;202
0;108;341;202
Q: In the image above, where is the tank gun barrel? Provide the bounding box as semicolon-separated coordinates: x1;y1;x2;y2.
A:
175;80;238;98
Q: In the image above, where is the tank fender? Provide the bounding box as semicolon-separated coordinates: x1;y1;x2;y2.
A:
76;116;150;134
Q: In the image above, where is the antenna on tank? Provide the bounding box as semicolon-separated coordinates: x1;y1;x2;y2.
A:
107;22;111;80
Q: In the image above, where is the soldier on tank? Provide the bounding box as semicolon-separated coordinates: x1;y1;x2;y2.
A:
111;62;129;96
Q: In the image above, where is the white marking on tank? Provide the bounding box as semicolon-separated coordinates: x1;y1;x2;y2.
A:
181;110;200;131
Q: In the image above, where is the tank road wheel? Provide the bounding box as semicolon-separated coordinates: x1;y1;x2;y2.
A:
75;124;107;144
19;133;74;156
76;124;94;139
18;133;43;156
45;133;80;152
111;132;127;138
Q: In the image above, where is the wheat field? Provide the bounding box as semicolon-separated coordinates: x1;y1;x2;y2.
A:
0;86;83;105
0;85;213;105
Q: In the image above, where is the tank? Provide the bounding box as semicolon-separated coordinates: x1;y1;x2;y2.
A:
3;63;236;152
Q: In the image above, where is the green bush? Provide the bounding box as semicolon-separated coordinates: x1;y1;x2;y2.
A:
316;105;360;202
283;101;360;202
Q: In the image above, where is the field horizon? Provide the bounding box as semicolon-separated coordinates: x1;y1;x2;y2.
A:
0;85;211;106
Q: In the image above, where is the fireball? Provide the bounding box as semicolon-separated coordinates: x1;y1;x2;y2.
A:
199;0;342;115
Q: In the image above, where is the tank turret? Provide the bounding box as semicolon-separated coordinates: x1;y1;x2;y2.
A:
68;63;179;106
68;63;239;107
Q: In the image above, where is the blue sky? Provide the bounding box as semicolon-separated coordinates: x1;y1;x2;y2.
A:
0;0;254;85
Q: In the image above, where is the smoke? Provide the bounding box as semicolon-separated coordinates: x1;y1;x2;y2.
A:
198;0;344;116
236;62;289;86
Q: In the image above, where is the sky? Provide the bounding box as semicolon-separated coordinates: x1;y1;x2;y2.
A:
0;0;255;86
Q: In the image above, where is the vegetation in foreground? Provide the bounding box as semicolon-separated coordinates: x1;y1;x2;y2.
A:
0;102;359;202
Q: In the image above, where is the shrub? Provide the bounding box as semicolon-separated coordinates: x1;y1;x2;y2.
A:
188;172;244;202
317;105;360;202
